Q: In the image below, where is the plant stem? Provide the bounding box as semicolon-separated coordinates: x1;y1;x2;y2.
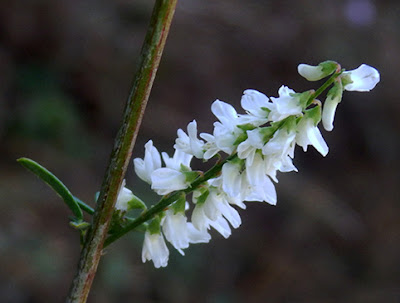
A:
66;1;178;302
306;71;342;106
104;154;237;247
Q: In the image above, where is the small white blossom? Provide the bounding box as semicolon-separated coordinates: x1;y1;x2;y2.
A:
151;150;193;195
266;86;303;122
162;210;190;255
174;120;205;159
198;133;219;160
221;161;243;198
142;231;169;268
210;100;242;155
238;89;270;126
342;64;380;92
262;128;297;181
133;140;161;184
162;209;210;255
115;180;134;211
243;153;277;204
296;117;329;156
237;128;265;167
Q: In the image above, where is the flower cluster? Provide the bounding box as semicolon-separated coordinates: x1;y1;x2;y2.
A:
120;61;379;268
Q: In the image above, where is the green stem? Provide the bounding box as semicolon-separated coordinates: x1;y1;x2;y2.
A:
306;70;342;106
104;154;237;247
66;1;178;302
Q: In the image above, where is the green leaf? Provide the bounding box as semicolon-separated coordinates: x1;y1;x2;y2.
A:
74;196;95;215
17;157;83;220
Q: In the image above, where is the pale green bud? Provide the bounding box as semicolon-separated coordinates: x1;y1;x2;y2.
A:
298;61;338;81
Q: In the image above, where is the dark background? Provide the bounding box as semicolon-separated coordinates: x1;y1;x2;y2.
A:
1;0;399;302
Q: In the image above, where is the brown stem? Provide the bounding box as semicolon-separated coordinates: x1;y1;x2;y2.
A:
66;1;178;302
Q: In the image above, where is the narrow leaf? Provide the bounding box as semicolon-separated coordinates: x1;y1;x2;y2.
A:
17;157;83;220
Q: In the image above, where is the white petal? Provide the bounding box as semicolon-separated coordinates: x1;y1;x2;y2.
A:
322;96;339;131
307;125;329;156
133;140;161;184
187;223;211;243
141;231;169;268
343;64;380;92
209;217;231;239
297;64;324;81
211;100;238;126
151;168;188;195
222;161;242;198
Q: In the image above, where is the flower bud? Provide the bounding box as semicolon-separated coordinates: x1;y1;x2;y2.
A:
322;81;343;131
298;61;338;81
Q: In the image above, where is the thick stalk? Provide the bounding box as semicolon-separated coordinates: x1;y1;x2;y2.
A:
66;1;178;302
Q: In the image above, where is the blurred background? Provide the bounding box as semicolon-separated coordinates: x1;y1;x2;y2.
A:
1;0;399;302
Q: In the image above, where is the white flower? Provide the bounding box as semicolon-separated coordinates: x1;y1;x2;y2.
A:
221;161;243;198
237;128;265;167
162;209;210;255
243;153;277;205
174;120;205;159
238;89;270;126
115;180;134;211
151;150;193;195
142;231;169;268
266;86;303;122
199;132;220;160
342;64;380;92
262;128;297;181
209;100;242;155
191;185;241;238
133;140;161;184
162;210;190;255
296;117;329;156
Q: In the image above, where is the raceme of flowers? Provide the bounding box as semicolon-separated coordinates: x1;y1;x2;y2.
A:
117;61;380;268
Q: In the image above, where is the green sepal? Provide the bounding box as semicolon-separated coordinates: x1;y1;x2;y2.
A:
294;90;314;109
233;132;248;146
340;73;352;89
233;131;248;146
260;107;271;116
195;187;210;206
171;192;186;214
181;167;201;184
259;125;277;143
236;123;256;132
303;105;322;126
327;80;343;104
147;215;162;235
127;194;147;211
281;115;297;133
319;60;339;76
17;157;83;220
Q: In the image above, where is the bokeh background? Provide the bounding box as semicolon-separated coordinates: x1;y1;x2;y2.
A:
1;0;399;302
